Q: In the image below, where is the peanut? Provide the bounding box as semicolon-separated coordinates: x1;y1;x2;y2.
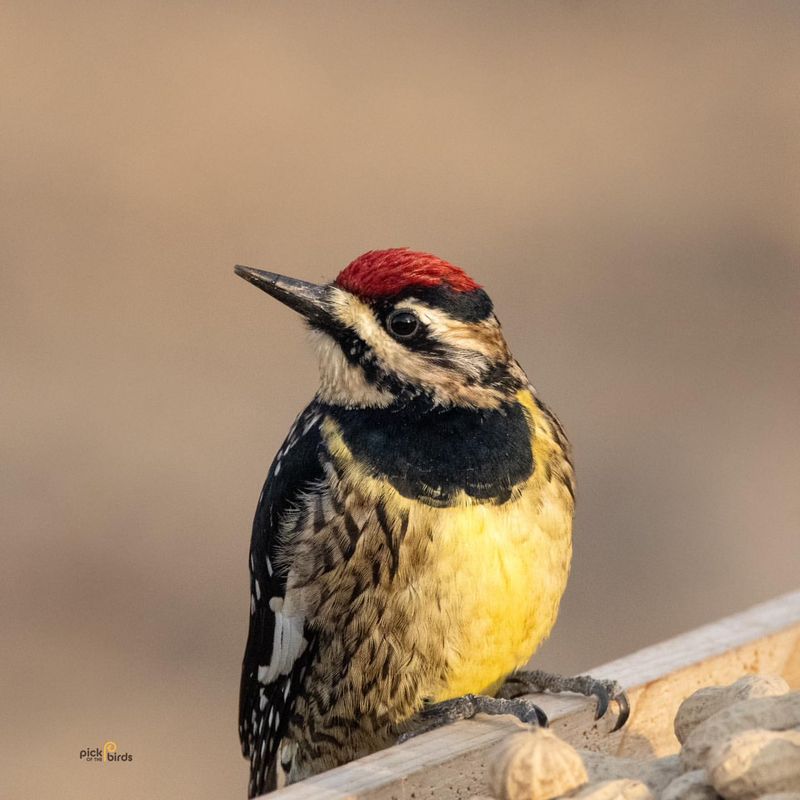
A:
490;729;588;800
675;676;789;744
681;693;800;769
707;728;800;800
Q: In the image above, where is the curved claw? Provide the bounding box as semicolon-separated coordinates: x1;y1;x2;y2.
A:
591;685;630;731
610;690;630;732
593;686;610;720
477;694;549;728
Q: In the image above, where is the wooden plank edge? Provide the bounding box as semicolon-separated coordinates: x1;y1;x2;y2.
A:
263;589;800;800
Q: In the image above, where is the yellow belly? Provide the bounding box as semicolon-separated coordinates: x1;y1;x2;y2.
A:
409;483;573;701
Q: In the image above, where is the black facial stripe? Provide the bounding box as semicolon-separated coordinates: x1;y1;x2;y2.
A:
309;318;369;365
359;353;416;398
386;285;493;322
309;319;421;398
479;358;521;392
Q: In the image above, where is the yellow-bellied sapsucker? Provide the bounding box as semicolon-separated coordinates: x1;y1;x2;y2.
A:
235;249;627;797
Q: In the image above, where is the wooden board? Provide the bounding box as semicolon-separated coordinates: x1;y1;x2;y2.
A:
263;590;800;800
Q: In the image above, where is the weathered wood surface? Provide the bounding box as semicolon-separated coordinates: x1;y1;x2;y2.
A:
264;590;800;800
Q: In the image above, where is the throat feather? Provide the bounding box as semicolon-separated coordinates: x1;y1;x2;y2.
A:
321;399;535;506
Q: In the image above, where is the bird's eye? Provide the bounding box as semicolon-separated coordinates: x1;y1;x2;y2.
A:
386;310;420;340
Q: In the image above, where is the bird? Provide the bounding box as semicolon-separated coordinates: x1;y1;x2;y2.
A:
235;248;627;797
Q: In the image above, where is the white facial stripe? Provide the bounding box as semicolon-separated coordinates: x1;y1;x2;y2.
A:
329;291;386;345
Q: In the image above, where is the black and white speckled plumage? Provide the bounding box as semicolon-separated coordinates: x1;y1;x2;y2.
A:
239;403;324;794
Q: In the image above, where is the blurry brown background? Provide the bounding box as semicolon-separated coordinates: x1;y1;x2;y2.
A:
2;2;799;798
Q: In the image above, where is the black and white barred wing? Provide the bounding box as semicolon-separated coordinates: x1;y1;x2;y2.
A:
239;402;325;796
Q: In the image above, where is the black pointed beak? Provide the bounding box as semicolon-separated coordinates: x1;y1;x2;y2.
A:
234;265;334;327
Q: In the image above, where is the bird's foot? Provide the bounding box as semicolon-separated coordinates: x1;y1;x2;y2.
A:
497;670;630;732
397;693;548;744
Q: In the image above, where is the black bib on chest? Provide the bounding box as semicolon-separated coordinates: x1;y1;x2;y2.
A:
324;400;534;506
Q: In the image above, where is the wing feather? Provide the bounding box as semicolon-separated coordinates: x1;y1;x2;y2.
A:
239;401;325;796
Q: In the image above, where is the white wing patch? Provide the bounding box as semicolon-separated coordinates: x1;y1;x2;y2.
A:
257;595;307;685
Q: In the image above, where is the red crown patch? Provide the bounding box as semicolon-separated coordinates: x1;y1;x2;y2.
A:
335;248;480;298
